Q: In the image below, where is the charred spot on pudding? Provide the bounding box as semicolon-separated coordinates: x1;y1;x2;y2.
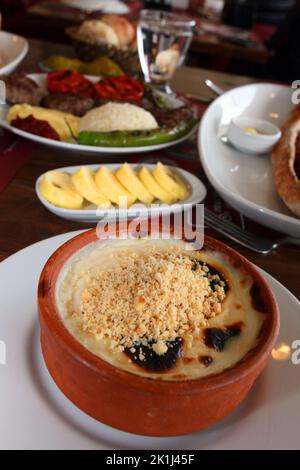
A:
191;259;229;294
204;322;244;352
124;338;183;372
199;355;213;367
250;282;268;313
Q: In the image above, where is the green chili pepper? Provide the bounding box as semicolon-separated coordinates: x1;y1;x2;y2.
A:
77;119;197;147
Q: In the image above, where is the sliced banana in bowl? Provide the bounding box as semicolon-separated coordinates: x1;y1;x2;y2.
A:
95;166;136;208
115;163;154;205
35;163;207;222
72;167;111;208
153;162;189;201
139;167;177;204
38;171;83;209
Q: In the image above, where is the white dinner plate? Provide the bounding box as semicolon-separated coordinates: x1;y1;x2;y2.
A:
198;83;300;238
0;73;197;155
0;31;28;75
0;230;299;450
35;163;207;222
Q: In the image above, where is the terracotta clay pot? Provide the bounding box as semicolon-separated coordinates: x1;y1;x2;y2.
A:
38;223;280;436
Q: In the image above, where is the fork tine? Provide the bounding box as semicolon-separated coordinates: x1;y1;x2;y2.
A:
203;208;271;253
204;210;257;244
205;220;266;252
205;217;256;248
204;208;261;241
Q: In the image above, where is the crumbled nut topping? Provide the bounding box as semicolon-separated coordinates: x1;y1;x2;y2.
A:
74;249;226;354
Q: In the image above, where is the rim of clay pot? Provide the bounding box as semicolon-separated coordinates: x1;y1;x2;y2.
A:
38;223;280;395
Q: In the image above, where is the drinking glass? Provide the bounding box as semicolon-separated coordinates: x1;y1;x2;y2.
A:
137;10;195;95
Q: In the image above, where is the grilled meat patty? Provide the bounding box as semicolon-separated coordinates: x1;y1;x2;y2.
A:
150;105;194;128
4;72;44;106
43;93;94;117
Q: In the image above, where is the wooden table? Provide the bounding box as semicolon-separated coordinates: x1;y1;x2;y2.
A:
191;33;269;64
0;38;299;301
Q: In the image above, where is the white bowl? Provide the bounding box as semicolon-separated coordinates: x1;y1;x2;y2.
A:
0;31;28;75
227;116;281;155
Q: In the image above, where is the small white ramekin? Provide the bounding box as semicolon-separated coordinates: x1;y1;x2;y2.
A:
227;116;281;154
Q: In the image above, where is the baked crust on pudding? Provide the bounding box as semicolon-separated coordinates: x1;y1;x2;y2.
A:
56;238;265;381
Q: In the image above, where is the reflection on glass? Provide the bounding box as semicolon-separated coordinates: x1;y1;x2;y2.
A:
137;10;195;95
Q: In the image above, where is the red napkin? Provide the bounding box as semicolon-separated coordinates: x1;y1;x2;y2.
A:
0;131;34;193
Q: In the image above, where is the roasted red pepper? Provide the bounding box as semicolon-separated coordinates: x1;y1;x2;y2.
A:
94;75;144;102
47;70;94;97
11;115;60;140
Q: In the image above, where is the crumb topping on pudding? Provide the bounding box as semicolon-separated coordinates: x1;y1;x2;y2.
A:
57;238;265;380
75;249;226;354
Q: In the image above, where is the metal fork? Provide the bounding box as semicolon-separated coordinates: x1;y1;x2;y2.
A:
204;208;300;254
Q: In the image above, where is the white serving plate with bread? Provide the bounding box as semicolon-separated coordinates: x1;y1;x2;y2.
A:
198;83;300;238
35;163;207;222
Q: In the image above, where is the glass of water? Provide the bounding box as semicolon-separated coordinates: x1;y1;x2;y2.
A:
137;10;195;95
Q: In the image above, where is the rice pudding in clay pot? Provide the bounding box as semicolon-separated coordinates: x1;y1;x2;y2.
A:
38;222;279;436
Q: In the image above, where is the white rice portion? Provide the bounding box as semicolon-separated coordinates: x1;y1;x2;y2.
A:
79;103;159;133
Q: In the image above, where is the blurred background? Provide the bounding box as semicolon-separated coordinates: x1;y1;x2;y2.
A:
0;0;299;82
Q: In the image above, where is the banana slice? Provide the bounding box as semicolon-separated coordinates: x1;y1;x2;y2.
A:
39;170;83;209
139;167;177;204
95;167;136;207
72;167;111;207
115;163;154;204
152;162;188;200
